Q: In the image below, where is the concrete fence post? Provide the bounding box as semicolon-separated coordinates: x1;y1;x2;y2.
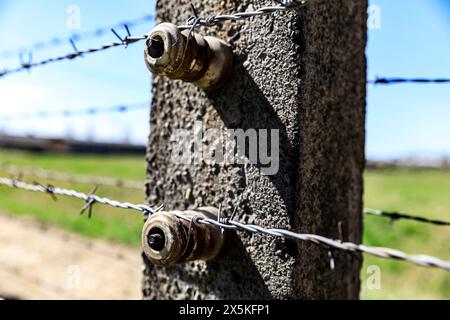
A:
143;0;367;300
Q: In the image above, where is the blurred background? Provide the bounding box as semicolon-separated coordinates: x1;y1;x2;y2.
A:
0;0;449;299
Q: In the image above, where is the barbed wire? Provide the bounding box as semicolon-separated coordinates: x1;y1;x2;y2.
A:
0;32;148;79
3;1;449;87
1;162;445;225
0;102;149;122
368;77;450;85
0;1;309;79
178;0;307;29
1;176;449;272
0;163;143;190
1;162;446;226
364;208;450;227
0;177;155;216
0;15;155;60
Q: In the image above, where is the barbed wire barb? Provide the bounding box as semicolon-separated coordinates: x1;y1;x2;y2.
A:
80;186;98;219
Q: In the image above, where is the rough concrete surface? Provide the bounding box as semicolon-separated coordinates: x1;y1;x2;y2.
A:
144;0;367;299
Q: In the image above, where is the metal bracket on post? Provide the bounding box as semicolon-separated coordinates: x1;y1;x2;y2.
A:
142;207;232;267
144;23;233;91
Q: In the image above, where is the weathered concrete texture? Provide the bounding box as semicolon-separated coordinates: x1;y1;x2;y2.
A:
144;0;367;300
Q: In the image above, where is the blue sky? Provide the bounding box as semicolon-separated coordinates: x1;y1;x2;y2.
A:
367;0;450;159
0;0;449;159
0;0;156;144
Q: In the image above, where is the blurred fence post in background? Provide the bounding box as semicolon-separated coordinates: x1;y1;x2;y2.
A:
143;0;367;299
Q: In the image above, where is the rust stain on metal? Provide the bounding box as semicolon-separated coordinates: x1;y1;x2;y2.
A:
144;23;233;91
142;207;232;267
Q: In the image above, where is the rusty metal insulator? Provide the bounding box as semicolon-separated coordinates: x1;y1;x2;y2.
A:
144;23;233;91
142;207;231;267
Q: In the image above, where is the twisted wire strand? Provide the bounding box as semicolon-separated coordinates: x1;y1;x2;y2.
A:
180;216;450;271
0;14;155;59
368;77;450;85
0;163;143;190
1;176;449;271
364;208;450;227
0;35;147;79
0;102;149;122
178;0;307;29
0;177;154;215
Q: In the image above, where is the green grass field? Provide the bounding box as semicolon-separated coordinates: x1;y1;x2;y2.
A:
363;169;450;299
0;150;449;299
0;150;147;246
